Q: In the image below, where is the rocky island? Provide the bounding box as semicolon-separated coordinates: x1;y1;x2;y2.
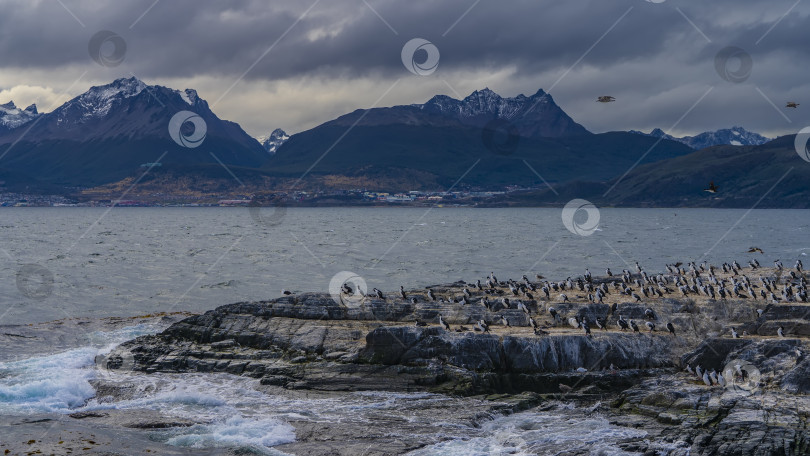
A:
92;262;810;455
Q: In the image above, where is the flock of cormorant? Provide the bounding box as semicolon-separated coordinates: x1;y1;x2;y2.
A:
334;258;807;385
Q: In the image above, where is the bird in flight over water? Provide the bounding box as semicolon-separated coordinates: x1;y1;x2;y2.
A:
786;101;799;108
704;182;718;193
597;95;615;103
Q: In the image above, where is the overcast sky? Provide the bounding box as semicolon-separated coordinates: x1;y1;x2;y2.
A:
0;0;808;138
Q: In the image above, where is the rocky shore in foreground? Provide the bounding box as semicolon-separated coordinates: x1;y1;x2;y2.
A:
105;265;810;455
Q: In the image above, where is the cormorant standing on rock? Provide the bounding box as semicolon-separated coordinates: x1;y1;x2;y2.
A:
645;321;656;333
581;321;592;337
373;288;385;300
778;326;785;338
630;320;640;333
666;322;676;336
731;327;739;339
427;289;436;301
400;286;407;300
438;314;450;331
617;316;629;331
475;320;490;333
501;315;511;328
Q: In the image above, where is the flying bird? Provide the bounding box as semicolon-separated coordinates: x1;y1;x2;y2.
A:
597;95;616;103
786;101;799;108
748;247;764;254
704;182;718;193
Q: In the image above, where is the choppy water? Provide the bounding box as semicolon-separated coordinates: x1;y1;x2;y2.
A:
0;207;808;453
0;325;666;455
1;207;808;325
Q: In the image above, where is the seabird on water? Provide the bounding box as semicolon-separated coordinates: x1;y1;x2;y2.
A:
282;289;293;295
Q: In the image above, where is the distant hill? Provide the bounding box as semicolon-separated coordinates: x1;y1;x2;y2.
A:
492;135;810;208
0;77;267;187
630;126;770;149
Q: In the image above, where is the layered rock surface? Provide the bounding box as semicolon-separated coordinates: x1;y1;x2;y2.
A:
112;267;810;455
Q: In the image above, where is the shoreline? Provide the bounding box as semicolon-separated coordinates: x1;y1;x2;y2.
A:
3;264;809;455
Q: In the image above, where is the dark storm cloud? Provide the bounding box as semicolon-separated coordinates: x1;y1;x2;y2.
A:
0;0;808;136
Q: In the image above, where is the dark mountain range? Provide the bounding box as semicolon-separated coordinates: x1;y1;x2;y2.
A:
265;89;692;190
0;77;267;186
0;78;804;208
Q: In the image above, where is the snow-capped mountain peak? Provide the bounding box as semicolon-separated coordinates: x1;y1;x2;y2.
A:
178;88;200;106
256;128;289;154
0;100;41;129
56;77;148;123
630;126;770;149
